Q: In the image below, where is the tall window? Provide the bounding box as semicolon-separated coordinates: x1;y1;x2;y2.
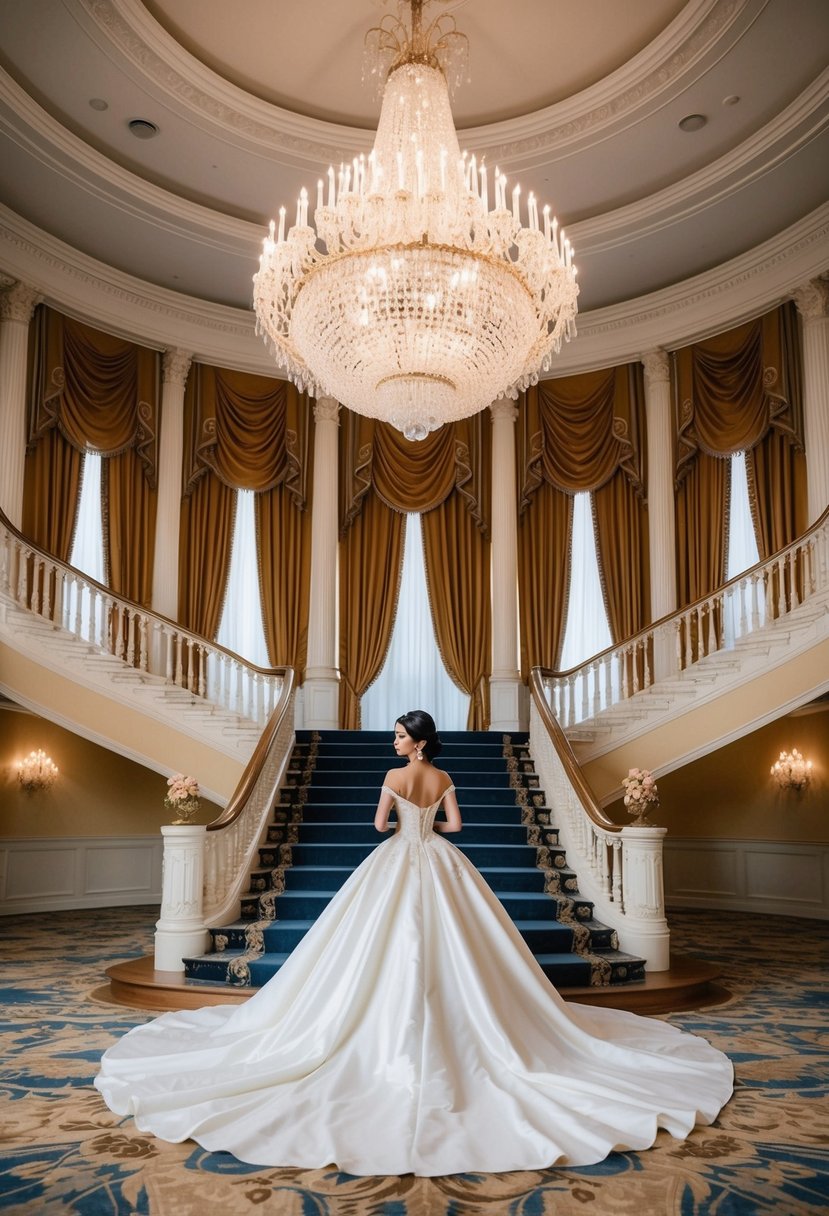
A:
559;492;613;670
362;512;470;731
724;451;763;645
64;451;105;634
215;489;270;666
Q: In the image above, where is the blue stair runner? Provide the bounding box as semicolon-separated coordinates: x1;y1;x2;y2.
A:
184;731;646;990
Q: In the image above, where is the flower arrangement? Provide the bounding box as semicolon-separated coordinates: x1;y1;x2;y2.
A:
164;773;201;824
621;767;659;826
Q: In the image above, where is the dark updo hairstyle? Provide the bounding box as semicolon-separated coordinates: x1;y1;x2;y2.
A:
396;709;443;761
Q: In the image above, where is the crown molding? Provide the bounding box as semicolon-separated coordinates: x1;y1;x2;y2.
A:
73;0;754;167
2;203;826;380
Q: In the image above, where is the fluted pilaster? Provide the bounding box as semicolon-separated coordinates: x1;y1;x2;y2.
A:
642;350;677;623
0;281;40;527
303;396;340;728
794;279;829;524
489;399;524;731
151;349;192;621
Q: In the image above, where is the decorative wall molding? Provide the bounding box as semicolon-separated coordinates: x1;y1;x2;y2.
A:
0;834;163;916
665;836;829;920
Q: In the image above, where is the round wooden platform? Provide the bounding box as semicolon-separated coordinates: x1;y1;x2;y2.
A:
94;954;731;1015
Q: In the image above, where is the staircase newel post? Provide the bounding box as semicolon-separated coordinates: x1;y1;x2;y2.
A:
618;825;670;971
154;825;210;972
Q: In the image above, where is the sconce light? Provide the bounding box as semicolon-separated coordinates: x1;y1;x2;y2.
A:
16;749;59;792
770;749;812;791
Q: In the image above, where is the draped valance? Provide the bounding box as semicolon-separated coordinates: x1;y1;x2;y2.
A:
28;306;160;485
674;303;802;485
518;364;645;511
339;411;490;536
183;364;311;507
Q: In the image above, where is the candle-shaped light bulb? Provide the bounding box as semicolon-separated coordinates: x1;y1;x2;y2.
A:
469;154;477;197
528;192;538;230
480;163;488;211
316;180;324;212
327;165;335;208
511;184;521;223
543;204;551;241
268;219;275;241
277;206;286;243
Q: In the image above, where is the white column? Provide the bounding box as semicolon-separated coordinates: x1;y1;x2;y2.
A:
154;824;210;972
151;349;192;620
0;281;40;528
794;279;829;525
303;396;340;728
642;350;677;682
619;825;670;971
489;399;524;731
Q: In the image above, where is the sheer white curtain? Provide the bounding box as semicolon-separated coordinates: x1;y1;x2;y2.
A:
361;512;470;732
64;451;105;635
558;491;614;718
724;451;763;646
215;489;270;666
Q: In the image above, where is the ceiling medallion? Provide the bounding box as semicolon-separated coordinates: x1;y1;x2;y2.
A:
253;0;579;440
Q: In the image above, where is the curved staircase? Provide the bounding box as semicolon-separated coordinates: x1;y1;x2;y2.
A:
182;730;646;991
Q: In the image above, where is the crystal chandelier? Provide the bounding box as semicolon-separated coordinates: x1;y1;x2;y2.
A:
253;0;579;441
16;748;59;792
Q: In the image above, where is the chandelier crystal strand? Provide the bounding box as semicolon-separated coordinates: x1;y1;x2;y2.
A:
253;0;579;441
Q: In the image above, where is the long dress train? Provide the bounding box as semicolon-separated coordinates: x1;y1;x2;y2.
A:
95;787;733;1176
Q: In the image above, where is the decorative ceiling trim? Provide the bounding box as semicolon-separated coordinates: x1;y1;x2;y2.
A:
2;202;826;379
4;58;823;284
72;0;755;166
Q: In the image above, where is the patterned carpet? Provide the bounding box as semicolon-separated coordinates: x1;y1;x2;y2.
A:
0;907;826;1216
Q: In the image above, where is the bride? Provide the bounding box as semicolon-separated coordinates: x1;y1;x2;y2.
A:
95;710;733;1177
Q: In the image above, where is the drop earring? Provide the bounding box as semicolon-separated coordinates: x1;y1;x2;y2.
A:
416;748;423;761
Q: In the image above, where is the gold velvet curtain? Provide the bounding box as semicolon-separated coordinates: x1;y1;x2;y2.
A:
517;364;648;672
339;411;490;729
23;306;160;613
179;365;312;668
674;302;805;607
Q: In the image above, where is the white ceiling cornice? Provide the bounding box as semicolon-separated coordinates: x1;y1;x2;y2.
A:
2;202;826;378
72;0;755;168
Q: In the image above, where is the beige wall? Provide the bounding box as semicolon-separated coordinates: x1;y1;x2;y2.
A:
0;707;222;838
605;707;829;842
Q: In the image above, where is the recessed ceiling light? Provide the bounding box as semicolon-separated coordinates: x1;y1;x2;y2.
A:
89;98;109;112
678;113;708;133
722;95;741;107
128;118;160;139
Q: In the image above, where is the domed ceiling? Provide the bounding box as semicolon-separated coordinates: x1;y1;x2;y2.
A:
0;0;827;316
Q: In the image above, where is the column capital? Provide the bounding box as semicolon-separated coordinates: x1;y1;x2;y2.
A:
641;349;670;386
490;399;518;424
793;278;829;322
313;395;340;425
162;348;193;387
0;281;40;324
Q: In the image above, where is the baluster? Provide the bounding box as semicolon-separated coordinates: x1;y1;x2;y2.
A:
599;833;610;898
139;616;149;670
789;548;800;610
87;588;97;646
611;839;623;905
632;643;641;695
125;610;135;665
643;633;652;689
17;546;29;606
73;576;83;638
164;628;173;681
736;580;746;636
704;597;715;655
590;660;601;718
234;662;244;715
750;573;760;630
580;665;589;722
777;556;787;616
198;647;207;698
31;556;43;615
566;674;576;728
173;633;183;688
187;640;196;693
42;560;53;620
257;674;265;725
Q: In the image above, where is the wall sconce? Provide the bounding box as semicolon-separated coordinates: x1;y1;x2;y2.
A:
16;749;59;792
770;749;813;791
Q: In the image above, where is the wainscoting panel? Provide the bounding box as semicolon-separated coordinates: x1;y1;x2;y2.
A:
665;837;829;919
0;835;163;915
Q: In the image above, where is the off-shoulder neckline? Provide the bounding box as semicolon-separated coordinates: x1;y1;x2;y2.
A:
382;783;455;810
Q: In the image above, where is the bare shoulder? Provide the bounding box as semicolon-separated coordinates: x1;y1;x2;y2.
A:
382;769;402;793
439;773;456;797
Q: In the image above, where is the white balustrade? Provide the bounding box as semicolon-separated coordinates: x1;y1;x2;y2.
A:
542;510;828;726
528;689;670;970
0;508;284;728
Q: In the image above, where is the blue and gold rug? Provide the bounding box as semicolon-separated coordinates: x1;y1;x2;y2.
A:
0;907;826;1215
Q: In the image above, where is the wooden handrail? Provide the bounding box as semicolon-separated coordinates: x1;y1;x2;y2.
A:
546;503;829;681
528;667;619;833
206;666;296;833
